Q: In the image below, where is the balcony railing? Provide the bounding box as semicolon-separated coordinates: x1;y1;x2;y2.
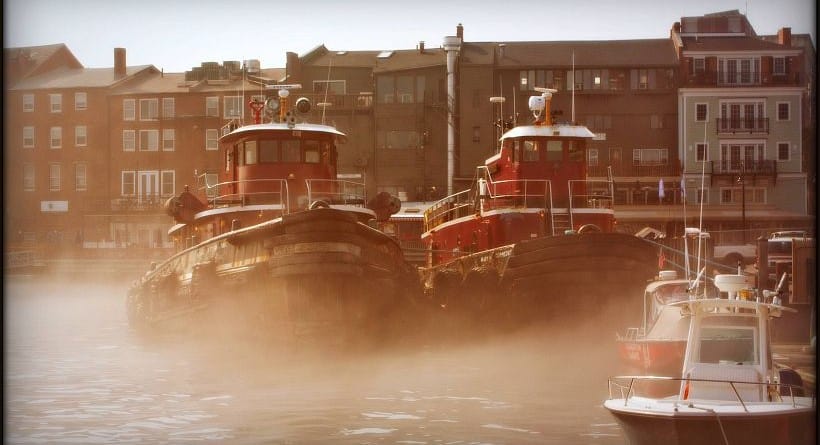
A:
716;118;769;134
683;70;800;87
588;163;681;178
710;159;777;176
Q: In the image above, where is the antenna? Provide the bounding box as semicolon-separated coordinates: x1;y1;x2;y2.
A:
571;51;575;123
321;57;333;125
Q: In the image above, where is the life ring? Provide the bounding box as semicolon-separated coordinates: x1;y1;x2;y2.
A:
577;223;602;234
309;200;330;209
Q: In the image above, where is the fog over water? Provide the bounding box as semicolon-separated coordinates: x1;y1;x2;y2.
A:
4;274;635;444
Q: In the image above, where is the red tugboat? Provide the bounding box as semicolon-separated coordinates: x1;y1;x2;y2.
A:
126;86;420;345
420;88;657;324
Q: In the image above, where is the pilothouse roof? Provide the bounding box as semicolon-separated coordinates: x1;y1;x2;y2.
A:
220;122;348;144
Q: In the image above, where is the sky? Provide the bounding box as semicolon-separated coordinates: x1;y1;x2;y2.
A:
4;0;816;73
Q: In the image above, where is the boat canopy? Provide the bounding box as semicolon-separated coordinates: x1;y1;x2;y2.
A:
500;124;596;140
220;122;348;144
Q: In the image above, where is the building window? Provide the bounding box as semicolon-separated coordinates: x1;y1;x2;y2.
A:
161;170;175;196
139;130;159;151
312;80;346;98
377;76;395;103
121;171;136;196
696;143;708;162
773;57;786;75
75;92;87;110
23;94;34;112
75;163;87;191
224;96;242;118
718;57;760;85
777;102;790;121
23;163;35;191
695;103;707;122
123;99;135;121
49;163;61;191
162;97;175;118
696;188;709;205
692;58;705;75
377;130;420;149
206;129;219;151
23;126;35;148
50;94;62;113
162;129;175;151
777;142;790;161
50;127;62;149
206;97;219;117
588;149;599;166
123;130;135;151
75;126;87;146
720;187;766;205
139;98;159;120
633;148;668;165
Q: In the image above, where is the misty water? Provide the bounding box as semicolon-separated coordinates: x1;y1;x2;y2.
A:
5;274;633;444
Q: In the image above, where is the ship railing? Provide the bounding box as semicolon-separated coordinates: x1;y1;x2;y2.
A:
305;179;367;206
479;178;552;211
423;189;474;232
607;375;815;411
618;327;645;341
568;179;614;210
198;176;290;211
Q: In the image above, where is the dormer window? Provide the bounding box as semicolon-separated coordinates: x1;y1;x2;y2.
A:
773;57;786;75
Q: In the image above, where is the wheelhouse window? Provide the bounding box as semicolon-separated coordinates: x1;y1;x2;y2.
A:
523;140;540;162
243;141;257;165
304;140;320;163
545;141;563;161
259;140;279;163
281;140;300;162
698;323;758;365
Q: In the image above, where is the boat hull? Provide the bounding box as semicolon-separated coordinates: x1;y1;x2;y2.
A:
605;399;816;445
421;232;658;327
127;207;422;346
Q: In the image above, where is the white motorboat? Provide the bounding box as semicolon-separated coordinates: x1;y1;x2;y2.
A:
605;273;816;445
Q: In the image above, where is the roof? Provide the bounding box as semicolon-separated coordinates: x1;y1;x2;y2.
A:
9;65;158;90
302;45;446;73
4;43;83;79
501;123;596;139
464;39;679;67
220;122;347;144
681;36;801;53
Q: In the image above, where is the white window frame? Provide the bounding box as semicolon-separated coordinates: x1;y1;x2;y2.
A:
776;142;791;162
588;148;599;166
205;129;219;151
776;101;790;121
206;96;219;117
773;57;786;75
49;163;61;191
23;163;35;191
223;96;242;119
123;130;136;152
139;98;159;120
696;187;710;205
121;171;136;196
719;186;766;205
162;97;175;118
50;127;62;149
75;163;87;191
161;170;175;197
23;126;35;148
123;99;136;121
75;125;87;147
23;94;34;112
162;129;175;151
633;148;668;166
75;92;87;110
50;94;62;113
139;129;159;151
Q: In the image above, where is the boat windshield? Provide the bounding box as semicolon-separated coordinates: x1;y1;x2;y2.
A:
697;320;759;365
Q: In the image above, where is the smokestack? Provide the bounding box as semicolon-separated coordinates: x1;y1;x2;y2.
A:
114;47;126;77
443;35;462;196
777;27;792;47
456;23;463;40
418;41;425;53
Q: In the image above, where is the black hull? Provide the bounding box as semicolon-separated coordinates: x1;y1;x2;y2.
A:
608;407;816;445
422;232;657;328
127;208;422;346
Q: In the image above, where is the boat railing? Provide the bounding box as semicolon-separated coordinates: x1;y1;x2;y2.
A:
423;189;474;232
607;375;815;411
618;327;645;341
305;179;367;206
568;179;614;210
197;176;290;211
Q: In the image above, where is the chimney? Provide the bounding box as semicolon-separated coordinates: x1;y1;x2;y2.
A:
456;23;463;40
498;43;506;59
114;47;126;77
777;27;792;47
286;51;302;83
418;41;425;53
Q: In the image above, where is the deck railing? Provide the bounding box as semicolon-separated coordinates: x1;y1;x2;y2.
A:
197;175;290;211
305;179;367;206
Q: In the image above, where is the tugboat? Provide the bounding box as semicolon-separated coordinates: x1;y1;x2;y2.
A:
420;88;657;324
126;85;421;346
605;273;816;445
